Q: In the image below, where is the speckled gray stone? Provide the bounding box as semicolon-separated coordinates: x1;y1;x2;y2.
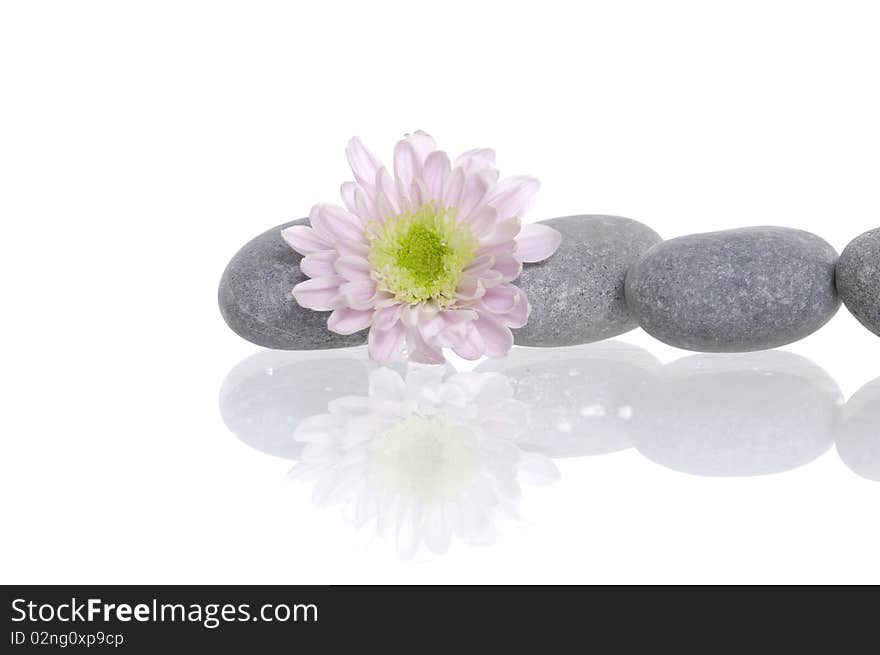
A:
835;377;880;482
631;352;841;477
513;215;662;347
625;227;840;352
219;219;368;350
836;227;880;338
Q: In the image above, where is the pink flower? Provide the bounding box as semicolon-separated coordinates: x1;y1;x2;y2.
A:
282;132;561;364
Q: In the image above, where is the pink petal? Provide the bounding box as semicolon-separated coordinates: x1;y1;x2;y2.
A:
405;131;437;162
446;323;486;360
454;148;497;176
479;217;522;250
481;283;519;313
373;304;402;331
346;137;383;191
442;167;465;208
318;204;366;241
422;151;451;204
486;176;540;221
478;269;504;289
368;322;406;364
340;181;359;214
464;205;498;237
515;223;562;263
327;307;372;335
393;139;420;202
473;312;514;357
464;253;495;275
334;255;371;281
406;328;446;365
292;276;344;311
456;273;487;301
354;185;378;223
501;287;530;328
420;308;476;339
300;250;337;278
281;225;329;256
456;171;491;222
492;251;523;281
340;279;377;311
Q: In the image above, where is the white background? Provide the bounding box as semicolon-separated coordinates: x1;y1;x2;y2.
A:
1;0;879;584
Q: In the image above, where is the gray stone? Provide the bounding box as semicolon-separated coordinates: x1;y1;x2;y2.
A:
625;227;840;352
631;352;842;477
219;349;373;459
513;215;662;346
477;341;660;457
836;227;880;337
836;377;880;482
219;219;368;350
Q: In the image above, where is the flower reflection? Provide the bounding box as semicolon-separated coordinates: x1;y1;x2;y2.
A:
287;365;559;559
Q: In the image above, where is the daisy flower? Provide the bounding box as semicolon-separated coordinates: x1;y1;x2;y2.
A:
282;132;561;364
289;365;559;559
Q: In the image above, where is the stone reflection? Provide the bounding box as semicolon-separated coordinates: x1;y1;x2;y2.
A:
219;343;876;559
836;377;880;482
631;351;842;476
477;342;660;456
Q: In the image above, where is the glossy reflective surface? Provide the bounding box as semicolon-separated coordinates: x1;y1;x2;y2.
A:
219;343;879;561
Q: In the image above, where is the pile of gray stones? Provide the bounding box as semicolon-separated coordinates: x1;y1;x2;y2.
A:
219;216;880;352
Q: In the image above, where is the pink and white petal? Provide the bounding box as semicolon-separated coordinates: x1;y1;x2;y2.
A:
411;178;432;207
455;273;487;301
454;148;497;176
420;307;475;340
376;168;401;215
399;304;421;328
327;307;373;335
492;251;523;281
368;321;406;364
346;137;384;191
406;328;446;365
393;139;421;203
405;130;437;163
478;269;505;289
442;167;465;208
319;204;367;242
478;217;522;251
456;171;491;222
422;151;451;204
486;175;540;221
372;291;397;308
500;287;530;328
354;185;379;223
464;253;495;275
472;312;515;358
281;224;330;256
340;279;377;311
292;276;344;311
445;323;486;360
373;304;402;331
481;283;519;314
340;181;360;215
464;205;498;237
300;250;338;278
333;237;371;259
515;222;562;263
334;254;372;281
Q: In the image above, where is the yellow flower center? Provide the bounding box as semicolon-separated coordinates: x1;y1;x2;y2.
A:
367;203;478;306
